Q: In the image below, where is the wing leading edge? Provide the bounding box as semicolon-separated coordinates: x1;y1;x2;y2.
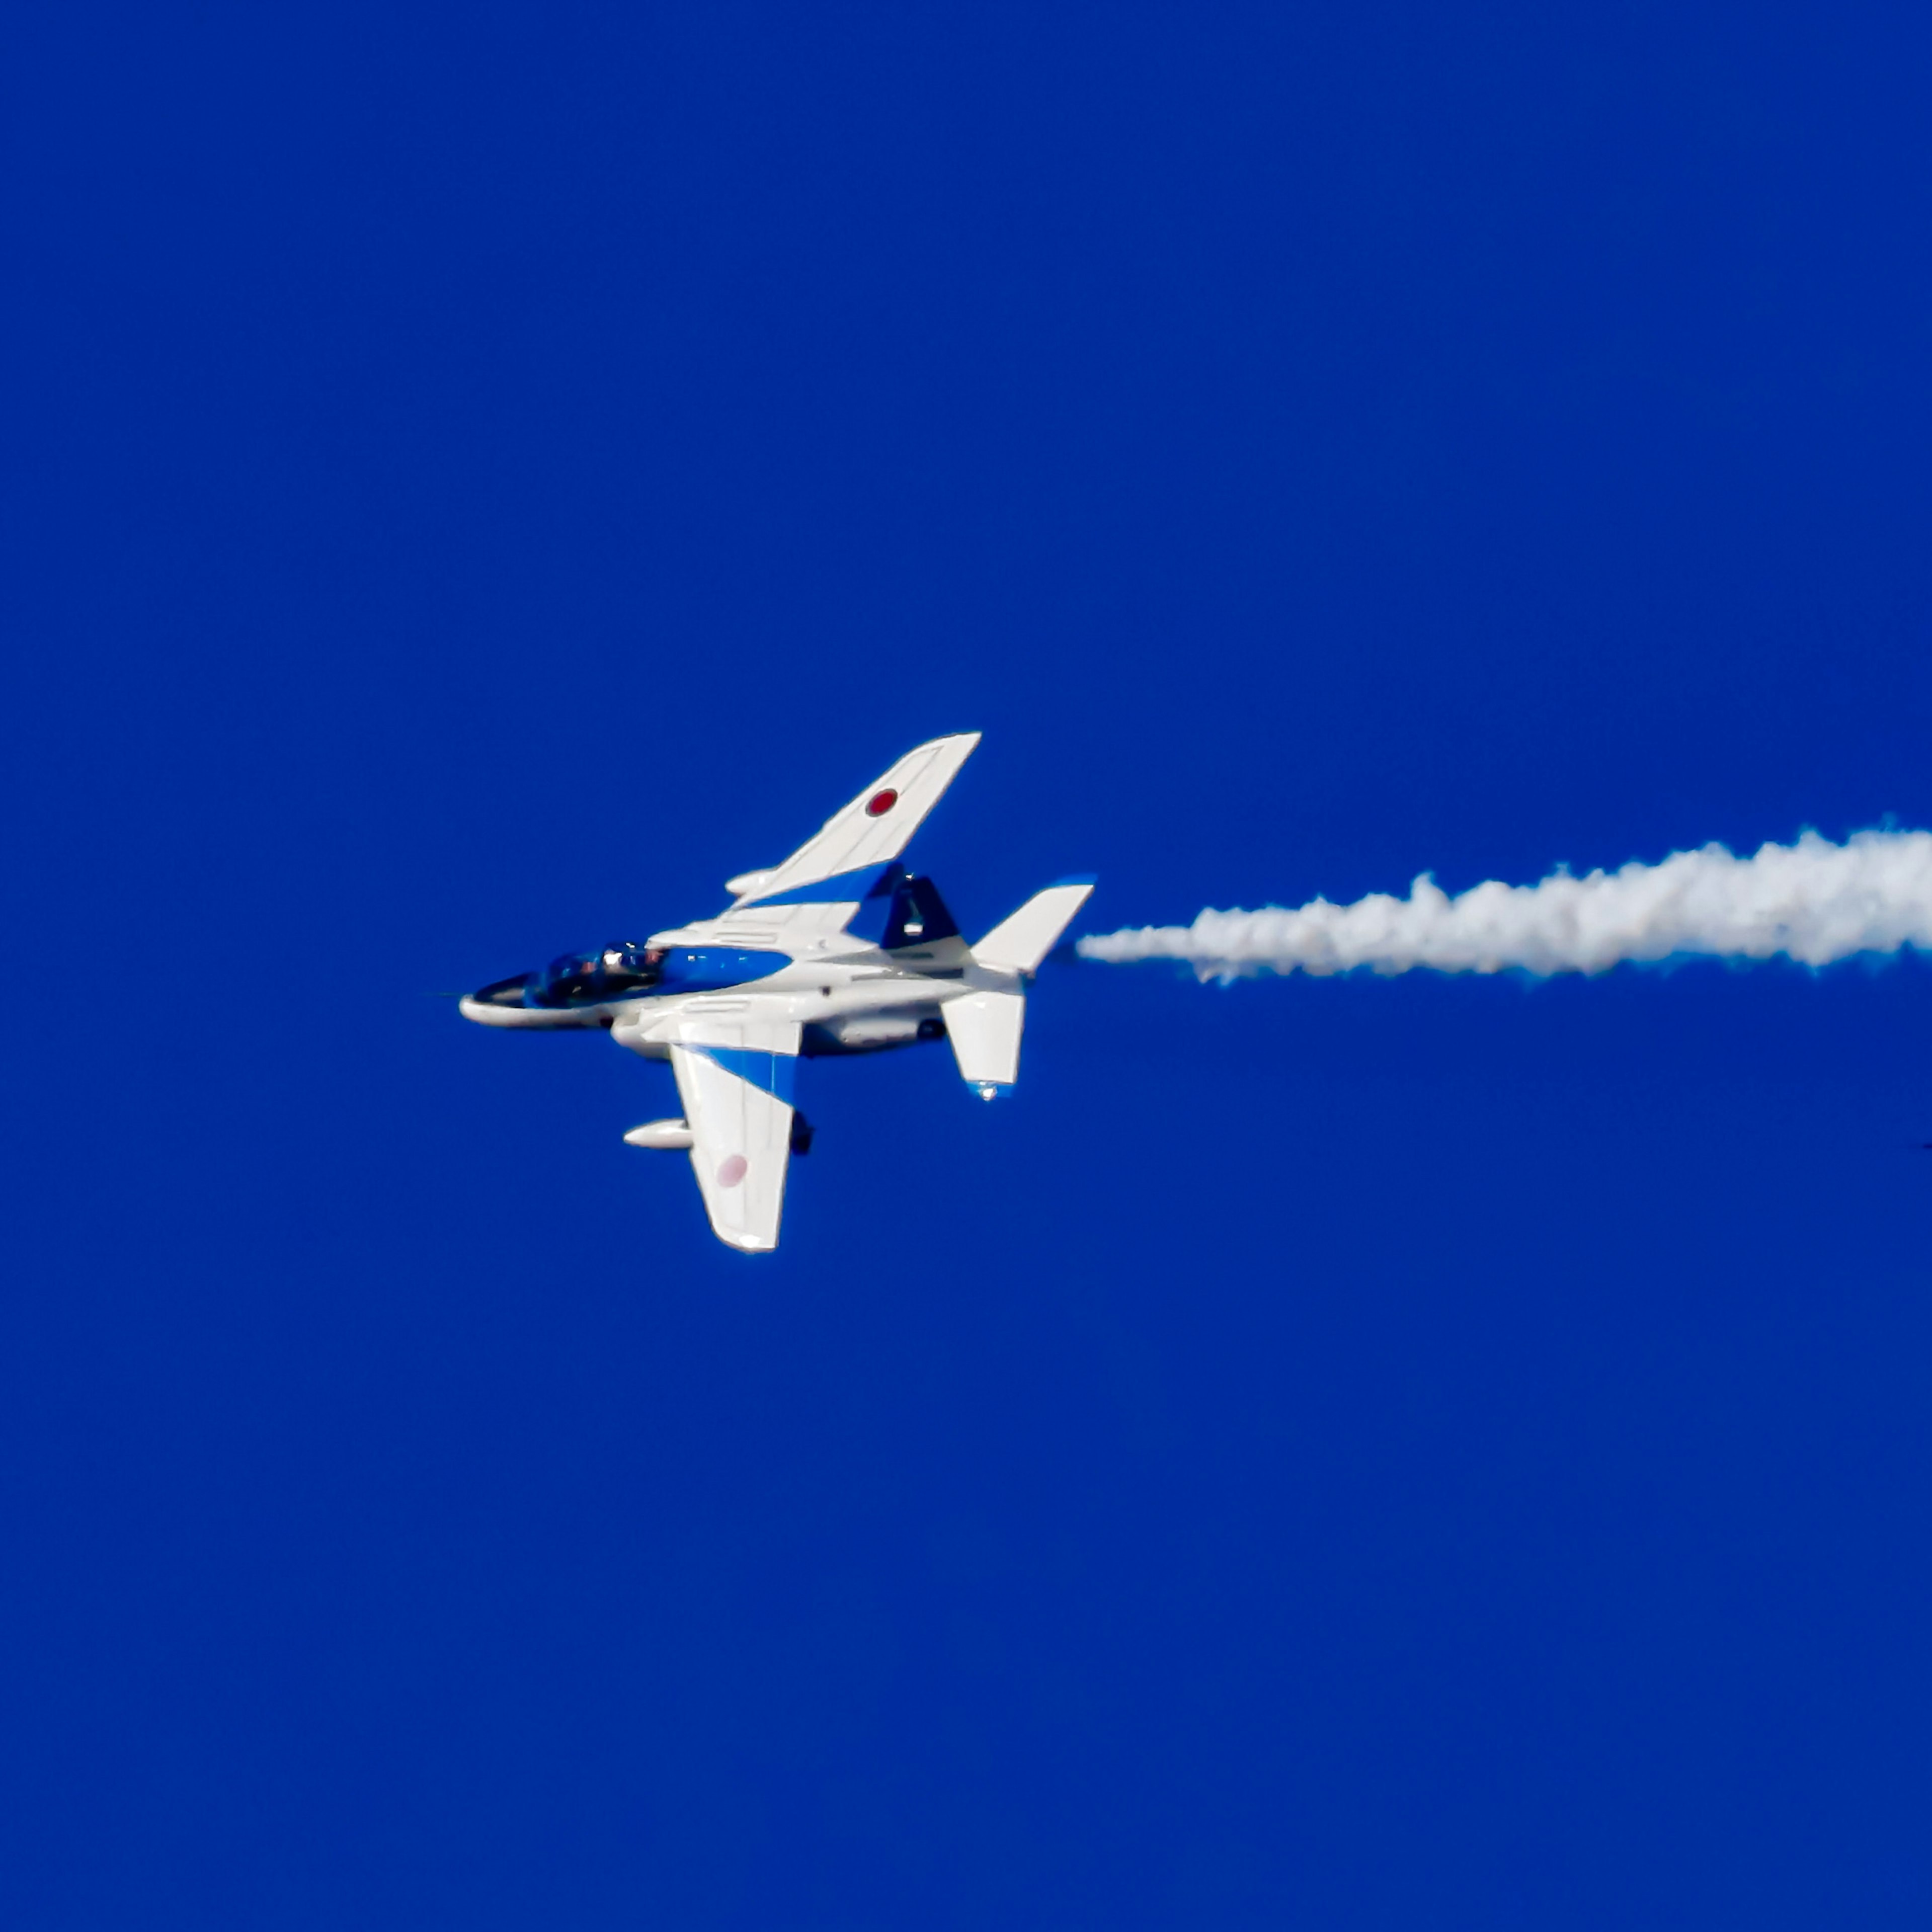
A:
728;733;980;909
668;1014;803;1253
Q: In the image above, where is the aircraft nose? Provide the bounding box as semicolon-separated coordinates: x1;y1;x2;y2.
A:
473;972;534;1006
458;972;535;1023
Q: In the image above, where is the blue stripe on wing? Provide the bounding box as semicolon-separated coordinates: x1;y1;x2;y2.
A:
740;862;900;908
682;1043;798;1105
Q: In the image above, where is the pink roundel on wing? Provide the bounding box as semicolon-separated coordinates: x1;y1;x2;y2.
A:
715;1154;748;1188
865;788;898;817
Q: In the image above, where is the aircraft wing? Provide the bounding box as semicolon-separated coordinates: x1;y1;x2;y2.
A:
668;1012;803;1253
728;732;980;909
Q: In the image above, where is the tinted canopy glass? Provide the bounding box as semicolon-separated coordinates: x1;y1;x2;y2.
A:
528;943;664;1007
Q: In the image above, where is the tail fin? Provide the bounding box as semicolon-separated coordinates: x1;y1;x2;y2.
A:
971;877;1096;976
944;877;1094;1097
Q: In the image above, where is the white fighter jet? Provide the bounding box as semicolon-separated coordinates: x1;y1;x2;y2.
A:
459;734;1092;1253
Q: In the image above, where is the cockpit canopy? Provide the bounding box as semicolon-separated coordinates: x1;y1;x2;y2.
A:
527;942;665;1008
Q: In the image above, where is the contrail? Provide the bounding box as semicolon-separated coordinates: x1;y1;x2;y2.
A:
1076;829;1932;980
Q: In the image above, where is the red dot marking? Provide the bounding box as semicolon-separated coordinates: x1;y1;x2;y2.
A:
716;1154;748;1188
865;788;898;817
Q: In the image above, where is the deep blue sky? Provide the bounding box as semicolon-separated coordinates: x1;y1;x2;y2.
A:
8;5;1932;1926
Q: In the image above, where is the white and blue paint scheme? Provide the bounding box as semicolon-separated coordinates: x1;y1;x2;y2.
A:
459;734;1093;1253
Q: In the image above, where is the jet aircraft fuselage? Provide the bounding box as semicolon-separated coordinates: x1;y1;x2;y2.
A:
458;867;969;1059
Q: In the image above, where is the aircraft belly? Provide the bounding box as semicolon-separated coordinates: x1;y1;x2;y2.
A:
802;1006;943;1055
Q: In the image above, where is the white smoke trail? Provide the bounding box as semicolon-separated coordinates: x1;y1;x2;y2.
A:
1076;829;1932;980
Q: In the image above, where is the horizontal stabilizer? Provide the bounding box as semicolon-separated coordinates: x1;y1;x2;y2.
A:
972;878;1095;975
945;990;1025;1095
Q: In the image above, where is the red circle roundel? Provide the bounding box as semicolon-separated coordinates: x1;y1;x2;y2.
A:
865;788;899;817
